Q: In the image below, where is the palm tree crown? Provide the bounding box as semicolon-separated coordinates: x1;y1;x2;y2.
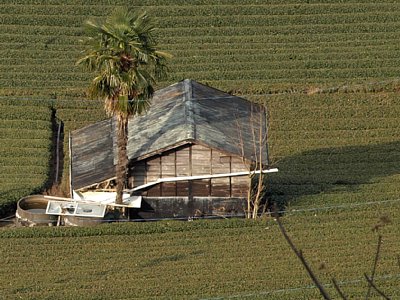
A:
77;8;170;205
77;7;169;121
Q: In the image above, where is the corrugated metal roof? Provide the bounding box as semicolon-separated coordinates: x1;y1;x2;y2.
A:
71;79;268;190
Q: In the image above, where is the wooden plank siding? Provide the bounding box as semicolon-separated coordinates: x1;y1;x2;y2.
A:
129;161;146;192
210;149;231;197
128;143;249;198
161;152;176;196
145;157;161;197
231;156;249;197
192;144;211;196
176;146;190;196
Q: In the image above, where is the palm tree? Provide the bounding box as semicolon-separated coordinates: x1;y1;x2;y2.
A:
77;8;169;205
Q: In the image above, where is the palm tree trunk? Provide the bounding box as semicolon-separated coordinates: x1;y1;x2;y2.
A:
116;114;129;205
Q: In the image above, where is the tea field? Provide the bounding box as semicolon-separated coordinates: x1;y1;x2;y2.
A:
264;92;400;209
1;0;400;212
0;0;400;213
0;202;399;299
2;0;400;97
0;99;53;215
1;0;400;298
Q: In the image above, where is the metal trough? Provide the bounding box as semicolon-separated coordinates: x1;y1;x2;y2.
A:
16;195;57;226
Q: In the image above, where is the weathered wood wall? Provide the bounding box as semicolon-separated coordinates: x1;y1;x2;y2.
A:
71;119;115;190
128;143;249;197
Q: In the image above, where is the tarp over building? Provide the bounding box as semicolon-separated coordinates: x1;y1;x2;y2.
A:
70;79;268;190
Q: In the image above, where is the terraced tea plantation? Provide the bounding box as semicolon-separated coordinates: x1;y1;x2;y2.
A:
1;0;400;298
2;0;400;97
0;99;53;215
1;203;399;299
264;92;400;209
1;0;400;210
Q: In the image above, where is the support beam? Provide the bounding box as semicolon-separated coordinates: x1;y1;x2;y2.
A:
125;168;279;193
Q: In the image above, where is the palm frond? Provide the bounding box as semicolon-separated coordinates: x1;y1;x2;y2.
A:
77;6;170;118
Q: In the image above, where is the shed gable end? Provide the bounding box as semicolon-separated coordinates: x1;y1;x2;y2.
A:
128;143;249;198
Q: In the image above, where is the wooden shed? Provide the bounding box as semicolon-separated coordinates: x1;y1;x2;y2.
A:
70;79;275;219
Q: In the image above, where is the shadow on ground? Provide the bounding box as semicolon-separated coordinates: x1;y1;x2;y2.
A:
266;141;400;209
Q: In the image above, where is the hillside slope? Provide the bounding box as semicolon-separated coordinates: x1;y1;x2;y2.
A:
1;1;400;298
0;0;399;212
1;0;400;97
1;204;399;299
0;100;53;214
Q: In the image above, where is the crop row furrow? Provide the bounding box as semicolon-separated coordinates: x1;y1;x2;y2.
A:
0;120;51;130
0;139;51;149
3;12;400;28
166;43;400;56
2;20;400;37
5;0;400;5
272;119;400;130
2;3;400;17
2;52;400;75
3;58;400;77
0;107;51;121
160;31;400;44
0;147;50;158
157;21;400;36
169;68;400;81
1;75;397;91
0;165;50;174
2;46;400;66
0;157;50;167
6;39;399;54
0;128;51;139
3;30;400;46
173;61;400;74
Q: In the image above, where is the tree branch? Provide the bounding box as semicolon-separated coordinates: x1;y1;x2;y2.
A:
365;235;382;299
332;278;348;300
364;274;390;300
274;211;331;299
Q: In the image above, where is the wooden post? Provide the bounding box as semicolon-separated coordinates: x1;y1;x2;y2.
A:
229;156;232;198
188;145;194;217
209;148;212;196
68;132;73;198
